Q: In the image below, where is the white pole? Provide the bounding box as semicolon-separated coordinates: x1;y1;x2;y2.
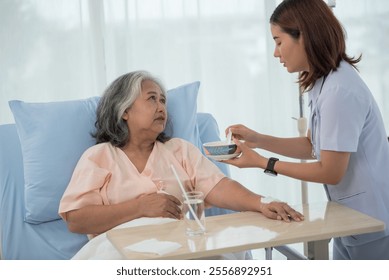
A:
327;0;336;8
297;89;308;205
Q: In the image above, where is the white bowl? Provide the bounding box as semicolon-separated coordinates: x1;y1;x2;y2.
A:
203;141;237;156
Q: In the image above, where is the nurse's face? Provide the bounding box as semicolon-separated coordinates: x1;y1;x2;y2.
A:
271;24;309;73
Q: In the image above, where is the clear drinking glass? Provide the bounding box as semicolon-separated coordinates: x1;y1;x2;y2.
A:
182;191;206;236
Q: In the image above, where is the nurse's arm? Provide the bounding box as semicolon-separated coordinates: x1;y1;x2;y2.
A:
274;150;350;185
257;134;313;160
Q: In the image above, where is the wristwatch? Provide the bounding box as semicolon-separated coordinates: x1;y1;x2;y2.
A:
264;157;279;176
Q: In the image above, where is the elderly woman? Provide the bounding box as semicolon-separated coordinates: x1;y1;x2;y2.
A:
58;70;303;238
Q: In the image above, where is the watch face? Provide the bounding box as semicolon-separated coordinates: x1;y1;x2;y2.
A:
264;169;277;176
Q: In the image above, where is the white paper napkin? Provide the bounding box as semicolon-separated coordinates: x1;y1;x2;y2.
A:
124;238;182;256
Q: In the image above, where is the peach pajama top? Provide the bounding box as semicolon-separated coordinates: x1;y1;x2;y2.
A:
59;138;225;219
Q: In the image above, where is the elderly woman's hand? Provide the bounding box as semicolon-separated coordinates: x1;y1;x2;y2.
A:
259;199;304;222
137;193;182;220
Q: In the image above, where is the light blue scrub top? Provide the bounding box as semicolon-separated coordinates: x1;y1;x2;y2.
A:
308;60;389;246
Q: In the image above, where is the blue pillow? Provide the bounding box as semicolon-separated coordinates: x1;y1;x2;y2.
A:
9;82;201;224
9;97;100;224
165;81;201;148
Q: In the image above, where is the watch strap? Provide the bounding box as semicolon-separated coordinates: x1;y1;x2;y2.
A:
264;157;279;176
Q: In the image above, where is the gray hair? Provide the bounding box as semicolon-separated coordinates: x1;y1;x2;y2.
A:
93;70;170;147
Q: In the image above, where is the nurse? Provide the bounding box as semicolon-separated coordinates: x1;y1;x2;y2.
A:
224;0;389;259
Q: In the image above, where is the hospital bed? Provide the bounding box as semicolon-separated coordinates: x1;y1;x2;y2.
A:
0;81;235;259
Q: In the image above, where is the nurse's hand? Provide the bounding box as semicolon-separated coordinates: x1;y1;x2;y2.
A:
222;138;268;169
225;124;261;149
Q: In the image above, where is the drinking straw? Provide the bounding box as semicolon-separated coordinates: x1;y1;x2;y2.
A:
170;164;205;232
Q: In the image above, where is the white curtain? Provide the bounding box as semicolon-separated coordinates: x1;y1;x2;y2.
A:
1;0;388;207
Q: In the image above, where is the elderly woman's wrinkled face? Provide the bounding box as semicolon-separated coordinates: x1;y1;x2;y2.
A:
122;80;167;139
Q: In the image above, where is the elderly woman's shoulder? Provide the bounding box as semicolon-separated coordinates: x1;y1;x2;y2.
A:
163;138;200;151
81;142;118;159
165;137;191;146
84;142;112;152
